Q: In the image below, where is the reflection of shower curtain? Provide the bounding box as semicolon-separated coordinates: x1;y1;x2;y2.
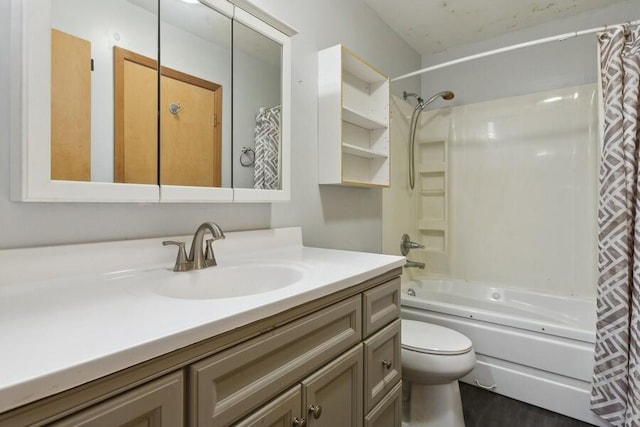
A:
591;25;640;426
253;105;281;190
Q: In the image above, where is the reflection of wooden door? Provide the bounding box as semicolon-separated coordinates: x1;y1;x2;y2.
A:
161;74;221;187
51;29;91;181
113;47;222;187
114;48;158;184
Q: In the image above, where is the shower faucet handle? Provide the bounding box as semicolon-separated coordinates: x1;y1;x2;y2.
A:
400;233;425;256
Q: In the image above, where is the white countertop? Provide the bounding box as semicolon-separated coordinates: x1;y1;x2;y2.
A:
0;227;404;413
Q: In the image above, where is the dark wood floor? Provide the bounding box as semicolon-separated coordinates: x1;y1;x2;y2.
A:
460;383;596;427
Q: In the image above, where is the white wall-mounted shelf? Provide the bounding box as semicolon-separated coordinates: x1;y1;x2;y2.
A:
318;45;390;187
342;143;388;159
342;107;388;130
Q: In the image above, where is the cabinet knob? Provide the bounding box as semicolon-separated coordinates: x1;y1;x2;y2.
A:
382;359;392;369
293;417;307;427
308;404;322;419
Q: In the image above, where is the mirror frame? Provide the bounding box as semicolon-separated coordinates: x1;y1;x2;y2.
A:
11;0;294;203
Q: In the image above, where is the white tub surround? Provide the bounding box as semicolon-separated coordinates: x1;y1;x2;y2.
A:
401;277;605;426
383;84;598;297
0;227;405;414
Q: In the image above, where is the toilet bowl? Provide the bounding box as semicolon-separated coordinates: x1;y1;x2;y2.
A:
402;319;476;427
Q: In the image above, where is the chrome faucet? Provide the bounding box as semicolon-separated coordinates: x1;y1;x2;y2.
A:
190;222;225;269
163;222;225;272
400;233;425;270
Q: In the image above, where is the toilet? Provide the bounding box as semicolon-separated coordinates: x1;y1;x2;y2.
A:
401;319;476;427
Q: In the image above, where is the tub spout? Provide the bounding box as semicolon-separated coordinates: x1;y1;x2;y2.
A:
405;260;425;269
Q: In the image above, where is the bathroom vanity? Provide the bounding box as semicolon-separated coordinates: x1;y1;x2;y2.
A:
0;228;404;426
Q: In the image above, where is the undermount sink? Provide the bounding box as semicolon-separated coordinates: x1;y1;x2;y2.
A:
153;264;306;299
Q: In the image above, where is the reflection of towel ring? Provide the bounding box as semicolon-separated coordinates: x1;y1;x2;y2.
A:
169;102;182;115
240;147;255;166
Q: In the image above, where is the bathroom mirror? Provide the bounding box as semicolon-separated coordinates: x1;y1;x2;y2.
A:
232;8;292;202
159;0;232;189
50;0;160;184
232;19;282;189
48;0;234;202
12;0;293;202
158;0;234;202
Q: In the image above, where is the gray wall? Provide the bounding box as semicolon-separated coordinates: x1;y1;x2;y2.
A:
419;0;639;107
249;0;422;252
0;0;420;250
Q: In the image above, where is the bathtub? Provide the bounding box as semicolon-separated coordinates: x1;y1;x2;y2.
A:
401;278;607;426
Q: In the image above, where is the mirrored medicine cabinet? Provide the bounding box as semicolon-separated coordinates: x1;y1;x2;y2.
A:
11;0;294;203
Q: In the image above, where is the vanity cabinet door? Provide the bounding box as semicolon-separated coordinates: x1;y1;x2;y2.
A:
363;319;401;413
302;345;363;427
233;385;302;427
50;371;183;427
190;296;361;426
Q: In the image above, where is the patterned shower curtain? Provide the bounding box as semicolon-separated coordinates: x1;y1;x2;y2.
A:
591;25;640;426
253;105;281;190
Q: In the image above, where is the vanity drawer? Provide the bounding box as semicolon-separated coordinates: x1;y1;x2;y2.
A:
51;371;184;427
190;295;362;426
364;380;402;427
363;277;400;337
363;318;401;413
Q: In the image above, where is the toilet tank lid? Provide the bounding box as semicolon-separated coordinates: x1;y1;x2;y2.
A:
402;319;473;355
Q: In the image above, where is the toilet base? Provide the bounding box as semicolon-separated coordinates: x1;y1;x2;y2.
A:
405;380;466;427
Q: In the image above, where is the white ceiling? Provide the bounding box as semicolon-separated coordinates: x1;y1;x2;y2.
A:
363;0;629;55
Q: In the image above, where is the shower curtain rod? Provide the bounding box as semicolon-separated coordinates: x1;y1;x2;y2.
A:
391;18;640;82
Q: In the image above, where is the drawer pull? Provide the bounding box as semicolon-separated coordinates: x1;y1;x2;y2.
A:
382;359;392;369
308;404;322;419
293;417;307;427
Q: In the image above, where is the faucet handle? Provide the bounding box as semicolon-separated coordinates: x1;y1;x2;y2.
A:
162;241;192;272
204;239;218;267
400;233;425;256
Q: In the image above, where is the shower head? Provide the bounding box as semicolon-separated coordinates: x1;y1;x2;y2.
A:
419;91;455;109
440;91;455;100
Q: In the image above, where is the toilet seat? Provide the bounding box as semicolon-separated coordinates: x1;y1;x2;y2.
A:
402;320;472;355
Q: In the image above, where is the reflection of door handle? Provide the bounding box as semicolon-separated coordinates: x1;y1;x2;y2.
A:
168;102;181;115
